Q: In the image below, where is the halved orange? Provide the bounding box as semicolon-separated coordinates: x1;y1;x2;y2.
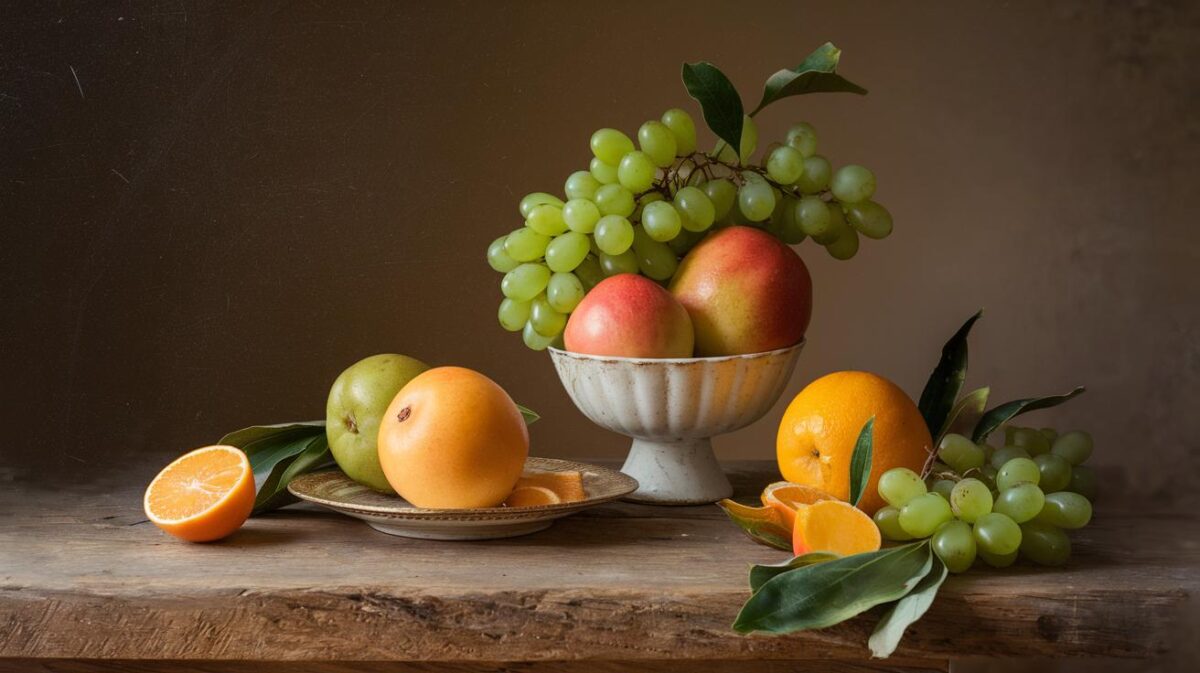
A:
793;500;881;556
760;481;835;528
144;445;255;542
504;485;561;508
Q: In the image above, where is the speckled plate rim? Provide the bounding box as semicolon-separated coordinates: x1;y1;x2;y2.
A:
547;339;804;365
287;457;638;522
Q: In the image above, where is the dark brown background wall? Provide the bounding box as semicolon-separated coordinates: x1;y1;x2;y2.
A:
3;1;1197;494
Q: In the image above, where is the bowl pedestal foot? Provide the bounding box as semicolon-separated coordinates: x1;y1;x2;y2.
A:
620;437;733;505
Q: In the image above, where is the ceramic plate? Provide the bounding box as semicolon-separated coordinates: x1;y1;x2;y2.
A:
287;457;638;540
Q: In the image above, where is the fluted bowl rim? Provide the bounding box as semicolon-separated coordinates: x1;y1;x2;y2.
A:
547;339;805;367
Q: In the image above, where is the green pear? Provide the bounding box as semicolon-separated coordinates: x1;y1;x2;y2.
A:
326;354;430;492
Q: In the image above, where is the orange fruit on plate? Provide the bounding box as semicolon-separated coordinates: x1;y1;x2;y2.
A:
759;481;834;528
777;371;932;514
505;485;562;507
377;366;528;509
792;500;881;556
510;470;586;504
143;445;255;542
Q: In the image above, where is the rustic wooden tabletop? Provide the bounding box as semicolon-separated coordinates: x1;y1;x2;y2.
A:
1;462;1195;673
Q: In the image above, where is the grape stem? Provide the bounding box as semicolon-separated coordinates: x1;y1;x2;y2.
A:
642;152;827;203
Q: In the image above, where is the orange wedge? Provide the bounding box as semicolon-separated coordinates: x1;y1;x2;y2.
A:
760;481;835;528
512;470;586;502
144;445;255;542
793;500;882;556
504;485;562;507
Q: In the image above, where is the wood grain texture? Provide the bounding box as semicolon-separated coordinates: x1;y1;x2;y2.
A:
1;463;1195;666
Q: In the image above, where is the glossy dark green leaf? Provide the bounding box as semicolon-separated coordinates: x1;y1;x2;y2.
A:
254;434;334;514
218;421;325;451
849;416;875;507
971;387;1087;443
682;61;744;154
917;310;982;439
942;387;990;442
868;556;948;658
751;42;867;116
733;542;933;634
749;552;841;592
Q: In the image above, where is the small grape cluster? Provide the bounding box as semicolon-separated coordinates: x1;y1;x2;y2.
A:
873;427;1098;572
486;109;893;351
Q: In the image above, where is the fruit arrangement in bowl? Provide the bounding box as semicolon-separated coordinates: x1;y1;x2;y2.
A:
486;45;891;503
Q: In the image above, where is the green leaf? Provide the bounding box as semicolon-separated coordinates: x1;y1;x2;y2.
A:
518;404;540;425
681;61;744;155
849;417;875;507
750;42;868;116
219;421;325;449
254;434;335;514
749;552;841;592
868;556;948;658
733;541;933;634
941;387;990;443
971;387;1087;443
917;310;982;439
716;499;793;552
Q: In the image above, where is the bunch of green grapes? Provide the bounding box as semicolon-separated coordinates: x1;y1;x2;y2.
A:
873;427;1097;572
486;109;894;350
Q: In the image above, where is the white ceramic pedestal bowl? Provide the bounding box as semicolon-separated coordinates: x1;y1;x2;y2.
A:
548;341;804;505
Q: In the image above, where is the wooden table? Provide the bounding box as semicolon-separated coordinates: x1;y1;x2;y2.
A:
1;462;1195;672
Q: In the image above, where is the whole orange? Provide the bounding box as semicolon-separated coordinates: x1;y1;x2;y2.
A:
776;371;931;514
377;366;528;509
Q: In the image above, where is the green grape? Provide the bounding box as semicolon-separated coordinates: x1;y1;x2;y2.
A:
617;151;656;192
973;512;1022;556
1011;427;1051;456
703;179;737;221
830;165;876;203
978;464;999;490
878;467;927;507
666;228;703;256
546;272;584;313
978;549;1018;568
1034;454;1072;492
487;236;519;273
1067;464;1098;500
950;478;994;523
497;298;530;332
504;227;551;262
1003;425;1020;445
873;505;914;541
795;195;831;239
996;457;1041;490
938;433;986;473
590;128;635;165
565;170;601;201
599;249;638;276
641;201;682;242
637;120;677;168
737;180;775;222
544;232;590;273
500;263;551;302
776;196;807;244
594;215;634;255
931;478;956;501
993;482;1045;523
844;200;894;240
530;295;567;337
674;186;715;232
796;155;832;193
661;108;697;155
632;227;679;280
825;225;859;260
562;198;601;233
1039;427;1059;445
519;192;564;218
1052;430;1093;465
785;122;818;157
990;445;1031;470
594;184;635;217
899;493;954;538
521;319;558;351
1019;521;1070;566
589;157;618;185
632;191;664;221
766;145;805;184
574;255;604;290
932;520;977;573
526;204;568;236
1036;491;1092;529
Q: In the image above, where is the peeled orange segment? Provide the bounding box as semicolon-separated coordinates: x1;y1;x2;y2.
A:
513;470;586;503
760;481;836;528
792;499;882;556
144;445;255;543
504;485;562;508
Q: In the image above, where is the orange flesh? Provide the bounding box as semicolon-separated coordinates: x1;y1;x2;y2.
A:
792;500;882;556
513;470;586;502
144;445;255;542
504;486;561;507
760;481;835;528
